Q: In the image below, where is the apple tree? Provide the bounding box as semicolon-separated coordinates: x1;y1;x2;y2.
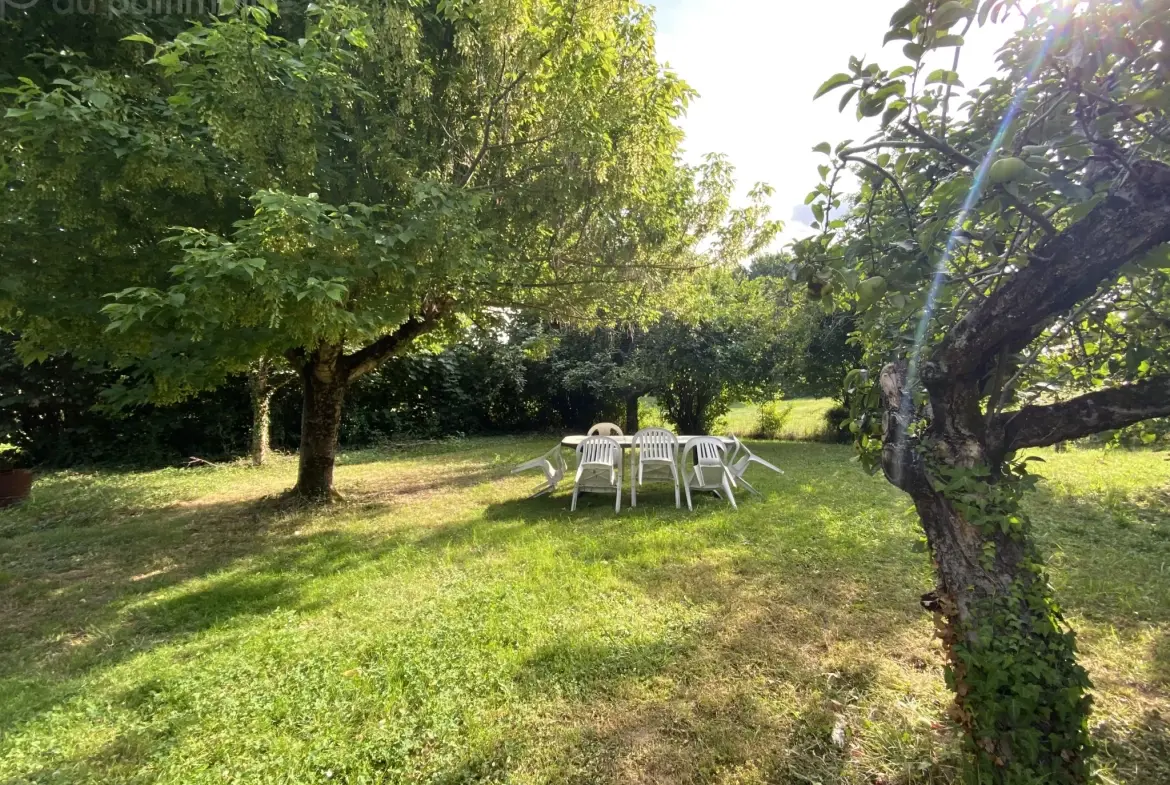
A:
792;0;1170;780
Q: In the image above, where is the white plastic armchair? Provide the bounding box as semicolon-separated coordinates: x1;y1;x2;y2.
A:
630;428;680;508
587;422;624;437
681;436;737;511
511;444;567;498
727;435;784;497
572;436;623;513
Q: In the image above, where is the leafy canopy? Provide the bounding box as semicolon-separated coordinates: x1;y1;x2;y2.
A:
1;0;773;401
794;0;1170;458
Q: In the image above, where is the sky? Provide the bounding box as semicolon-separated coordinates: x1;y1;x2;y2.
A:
651;0;1019;245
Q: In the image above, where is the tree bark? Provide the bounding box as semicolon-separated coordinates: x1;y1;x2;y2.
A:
288;305;448;501
293;344;349;501
248;359;275;467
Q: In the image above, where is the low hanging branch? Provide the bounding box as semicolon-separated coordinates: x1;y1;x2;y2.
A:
996;375;1170;453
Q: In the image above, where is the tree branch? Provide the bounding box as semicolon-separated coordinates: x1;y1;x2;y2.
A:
936;159;1170;379
341;302;447;382
996;375;1170;452
899;122;1057;235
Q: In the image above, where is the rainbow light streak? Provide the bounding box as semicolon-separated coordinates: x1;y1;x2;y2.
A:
891;30;1056;483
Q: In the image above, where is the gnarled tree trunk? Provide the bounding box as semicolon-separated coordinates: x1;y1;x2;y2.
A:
879;363;1092;781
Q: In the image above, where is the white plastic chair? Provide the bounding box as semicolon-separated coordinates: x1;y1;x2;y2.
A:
571;435;623;513
630;428;680;508
726;435;784;497
511;444;567;498
681;436;737;511
587;422;624;437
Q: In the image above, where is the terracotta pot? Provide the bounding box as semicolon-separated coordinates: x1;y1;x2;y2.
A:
0;469;33;508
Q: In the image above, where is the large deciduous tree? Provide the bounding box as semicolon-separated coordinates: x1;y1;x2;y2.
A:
792;0;1170;780
1;0;773;499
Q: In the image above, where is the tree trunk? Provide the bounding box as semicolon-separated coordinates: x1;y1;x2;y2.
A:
293;345;348;501
248;359;274;467
880;363;1092;783
624;392;640;434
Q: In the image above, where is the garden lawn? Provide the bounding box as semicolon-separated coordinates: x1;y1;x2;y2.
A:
0;439;1167;784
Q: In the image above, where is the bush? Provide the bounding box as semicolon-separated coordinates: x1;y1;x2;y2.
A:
751;399;794;439
822;404;853;444
637;397;671;431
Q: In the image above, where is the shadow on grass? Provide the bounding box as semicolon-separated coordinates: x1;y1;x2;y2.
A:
0;482;486;741
511;556;954;785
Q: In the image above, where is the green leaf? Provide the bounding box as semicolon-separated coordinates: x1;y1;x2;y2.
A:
814;73;853;99
930;34;965;49
881;101;907;126
889;1;920;28
818;164;830;181
1046;173;1092;202
884;29;913;44
86;91;111;110
838;86;859;113
812;142;832;155
925;69;963;86
977;0;994;26
903;42;925;61
121;33;155;44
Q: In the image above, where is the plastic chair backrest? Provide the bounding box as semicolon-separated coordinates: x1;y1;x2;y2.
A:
587;422;624;437
577;435;620;467
633;428;677;463
684;436;727;467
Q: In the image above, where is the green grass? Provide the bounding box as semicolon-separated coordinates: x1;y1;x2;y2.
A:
724;398;838;441
0;439;1167;784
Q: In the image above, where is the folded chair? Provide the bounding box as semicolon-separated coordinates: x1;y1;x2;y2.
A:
572;435;623;513
726;435;784;497
681;436;737;511
511;444;567;498
631;427;680;508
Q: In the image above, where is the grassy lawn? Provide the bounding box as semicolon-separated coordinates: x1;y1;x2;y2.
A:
1;439;1167;784
724;398;838;441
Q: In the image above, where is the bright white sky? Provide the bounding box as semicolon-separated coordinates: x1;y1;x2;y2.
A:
652;0;1019;244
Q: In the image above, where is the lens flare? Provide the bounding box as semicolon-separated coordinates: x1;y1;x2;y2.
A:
891;31;1055;484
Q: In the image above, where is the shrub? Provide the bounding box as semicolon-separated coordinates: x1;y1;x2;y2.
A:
752;399;794;440
637;397;672;430
822;404;853;444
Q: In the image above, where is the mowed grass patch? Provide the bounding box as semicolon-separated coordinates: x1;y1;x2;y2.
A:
0;439;1166;784
725;398;838;442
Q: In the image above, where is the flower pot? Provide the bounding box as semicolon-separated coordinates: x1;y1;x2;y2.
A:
0;469;33;508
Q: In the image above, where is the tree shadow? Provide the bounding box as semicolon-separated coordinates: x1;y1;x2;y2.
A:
1092;707;1170;784
508;557;951;784
0;490;439;743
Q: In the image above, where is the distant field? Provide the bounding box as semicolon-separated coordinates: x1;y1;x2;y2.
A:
724;398;838;441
